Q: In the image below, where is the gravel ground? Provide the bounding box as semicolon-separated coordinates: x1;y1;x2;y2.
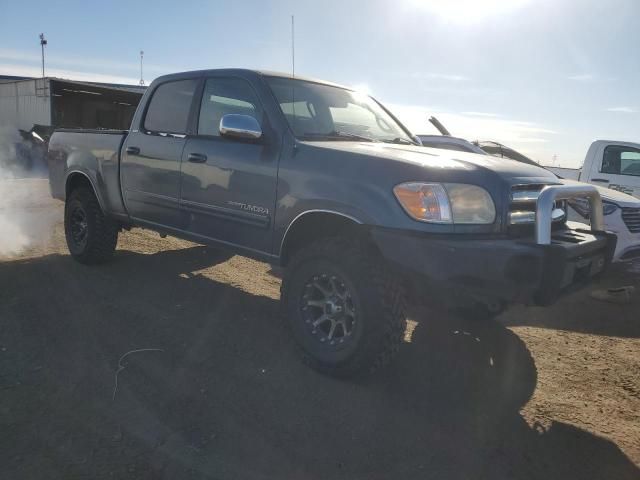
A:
1;179;639;479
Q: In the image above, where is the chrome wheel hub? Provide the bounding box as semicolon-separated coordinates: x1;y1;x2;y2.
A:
70;206;88;246
301;274;356;347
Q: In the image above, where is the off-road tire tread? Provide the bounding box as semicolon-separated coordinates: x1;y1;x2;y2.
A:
65;187;118;264
281;236;406;377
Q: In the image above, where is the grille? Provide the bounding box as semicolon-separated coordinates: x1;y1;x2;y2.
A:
509;184;566;226
621;207;640;233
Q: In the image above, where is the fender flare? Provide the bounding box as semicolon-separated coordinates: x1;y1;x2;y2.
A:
65;170;106;212
278;209;364;258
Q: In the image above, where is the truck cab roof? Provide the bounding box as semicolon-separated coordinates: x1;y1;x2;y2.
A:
150;68;352;91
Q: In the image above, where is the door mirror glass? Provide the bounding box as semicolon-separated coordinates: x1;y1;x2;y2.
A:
219;114;262;140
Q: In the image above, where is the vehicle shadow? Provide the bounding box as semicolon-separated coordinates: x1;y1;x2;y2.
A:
1;247;638;479
501;263;640;338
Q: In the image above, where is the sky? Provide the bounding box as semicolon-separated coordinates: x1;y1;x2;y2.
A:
1;0;638;167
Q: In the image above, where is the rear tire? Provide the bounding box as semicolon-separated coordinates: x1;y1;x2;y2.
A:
64;187;119;264
281;237;406;377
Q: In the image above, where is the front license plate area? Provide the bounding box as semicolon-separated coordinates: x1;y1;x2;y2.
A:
562;254;605;287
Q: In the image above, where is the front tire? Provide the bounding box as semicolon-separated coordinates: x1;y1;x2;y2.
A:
281;237;406;377
64;187;119;264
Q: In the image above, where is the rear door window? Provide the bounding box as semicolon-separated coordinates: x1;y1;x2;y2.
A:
144;79;198;134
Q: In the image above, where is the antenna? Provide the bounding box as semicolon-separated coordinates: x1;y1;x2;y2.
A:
290;15;297;137
291;15;295;78
139;50;145;86
39;33;47;78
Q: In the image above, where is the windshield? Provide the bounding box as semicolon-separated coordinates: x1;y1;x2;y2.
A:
266;76;414;143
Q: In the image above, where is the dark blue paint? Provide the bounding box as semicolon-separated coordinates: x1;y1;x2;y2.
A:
48;69;563;264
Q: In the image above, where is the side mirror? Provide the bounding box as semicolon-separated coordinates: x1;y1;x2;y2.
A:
219;114;262;140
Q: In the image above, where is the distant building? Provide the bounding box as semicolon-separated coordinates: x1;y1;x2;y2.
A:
0;75;146;134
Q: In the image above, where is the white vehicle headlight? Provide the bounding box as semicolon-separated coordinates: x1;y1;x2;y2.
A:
393;182;496;224
569;198;618;217
603;201;619;216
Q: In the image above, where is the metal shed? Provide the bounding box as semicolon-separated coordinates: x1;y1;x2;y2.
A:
0;76;146;132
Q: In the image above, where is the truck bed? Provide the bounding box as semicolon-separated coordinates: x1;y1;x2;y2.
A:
48;129;128;217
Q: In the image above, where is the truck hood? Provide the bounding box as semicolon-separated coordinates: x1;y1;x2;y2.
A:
562;179;640;207
304;141;559;184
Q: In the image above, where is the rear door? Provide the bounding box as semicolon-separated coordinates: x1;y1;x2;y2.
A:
589;143;640;199
121;78;199;228
180;76;280;253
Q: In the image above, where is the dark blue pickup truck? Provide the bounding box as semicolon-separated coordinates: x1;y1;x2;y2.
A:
48;69;615;376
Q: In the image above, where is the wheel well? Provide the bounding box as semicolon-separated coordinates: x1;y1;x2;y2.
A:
280;212;365;265
65;173;94;199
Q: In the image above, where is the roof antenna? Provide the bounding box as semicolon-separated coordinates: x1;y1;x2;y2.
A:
291;15;297;139
291;15;295;78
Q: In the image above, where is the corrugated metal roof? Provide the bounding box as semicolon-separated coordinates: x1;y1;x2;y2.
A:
0;75;146;93
0;75;33;84
51;78;147;94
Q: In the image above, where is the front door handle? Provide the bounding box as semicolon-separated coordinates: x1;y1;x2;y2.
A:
125;146;140;155
188;153;208;163
591;178;610;183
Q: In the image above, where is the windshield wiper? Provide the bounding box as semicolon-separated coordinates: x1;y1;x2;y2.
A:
382;137;418;146
300;131;378;142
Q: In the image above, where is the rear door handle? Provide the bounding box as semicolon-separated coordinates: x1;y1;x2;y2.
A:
591;178;610;183
188;153;208;163
125;146;140;155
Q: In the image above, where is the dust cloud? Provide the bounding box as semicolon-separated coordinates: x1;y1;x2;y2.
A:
0;126;59;257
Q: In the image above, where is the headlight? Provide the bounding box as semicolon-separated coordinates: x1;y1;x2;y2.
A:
393;183;452;223
446;183;497;224
393;182;496;224
603;201;619;216
569;198;618;217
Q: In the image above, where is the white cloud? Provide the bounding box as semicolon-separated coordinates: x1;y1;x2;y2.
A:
410;72;469;82
568;73;617;82
0;63;140;85
389;103;557;152
606;106;637;113
513;137;549;143
351;83;372;95
568;74;595;81
390;104;557;138
510;125;557;135
0;48;169;74
406;0;533;25
461;111;500;117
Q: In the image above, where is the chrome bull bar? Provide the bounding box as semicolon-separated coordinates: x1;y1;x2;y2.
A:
535;185;604;245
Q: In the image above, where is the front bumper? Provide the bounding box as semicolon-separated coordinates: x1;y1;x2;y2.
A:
372;226;617;306
567;208;640;262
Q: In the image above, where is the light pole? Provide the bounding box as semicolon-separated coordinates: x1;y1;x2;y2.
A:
139;50;145;86
39;33;47;78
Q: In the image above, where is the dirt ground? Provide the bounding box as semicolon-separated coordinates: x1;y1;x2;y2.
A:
1;180;639;479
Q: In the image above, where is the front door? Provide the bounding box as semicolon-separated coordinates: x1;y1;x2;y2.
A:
121;78;199;228
180;76;280;253
594;143;640;198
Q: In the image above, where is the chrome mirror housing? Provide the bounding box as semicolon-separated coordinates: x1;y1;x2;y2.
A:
219;114;262;140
